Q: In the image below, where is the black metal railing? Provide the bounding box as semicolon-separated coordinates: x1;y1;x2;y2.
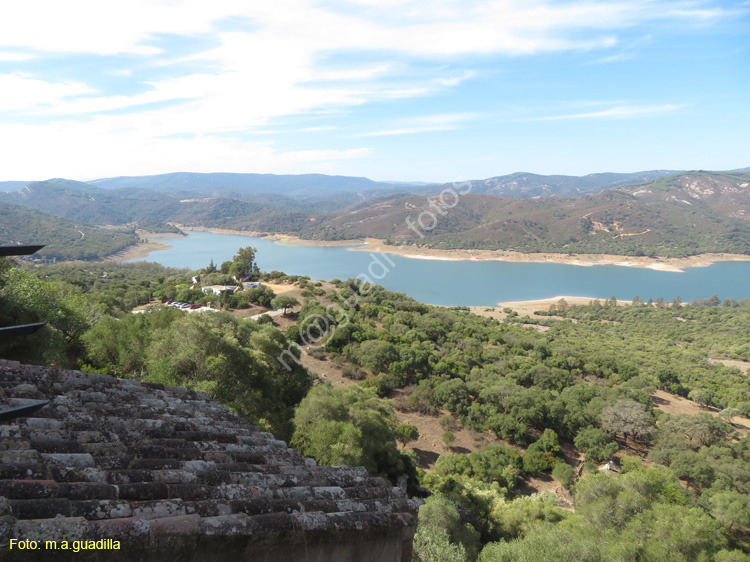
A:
0;245;50;421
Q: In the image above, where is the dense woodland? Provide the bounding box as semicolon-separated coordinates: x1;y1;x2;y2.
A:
1;253;750;561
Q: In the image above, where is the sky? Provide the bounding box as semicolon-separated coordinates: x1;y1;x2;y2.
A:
0;0;748;183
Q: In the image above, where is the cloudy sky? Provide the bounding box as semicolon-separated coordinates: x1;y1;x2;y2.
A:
0;0;747;182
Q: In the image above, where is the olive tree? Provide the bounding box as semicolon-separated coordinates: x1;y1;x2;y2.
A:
600;399;654;442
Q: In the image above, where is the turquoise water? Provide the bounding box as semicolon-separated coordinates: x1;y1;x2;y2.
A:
128;230;750;306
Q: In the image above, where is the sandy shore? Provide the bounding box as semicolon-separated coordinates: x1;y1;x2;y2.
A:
136;230;186;239
273;237;365;247
347;240;750;273
497;296;631;314
102;240;173;262
169;225;365;247
112;227;750;273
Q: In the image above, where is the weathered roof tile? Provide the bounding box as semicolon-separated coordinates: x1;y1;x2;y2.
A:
0;363;420;560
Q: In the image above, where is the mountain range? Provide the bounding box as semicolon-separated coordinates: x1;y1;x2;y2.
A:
2;168;749;260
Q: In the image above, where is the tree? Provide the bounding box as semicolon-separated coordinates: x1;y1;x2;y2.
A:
0;267;103;365
292;385;413;481
413;495;480;562
718;407;741;425
141;311;312;440
395;424;419;448
443;431;456;449
688;388;716;407
657;413;733;448
412;527;467;562
523;429;561;474
574;427;619;462
714;550;750;562
708;491;750;530
552;462;575;489
271;295;299;315
233;246;260;280
358;340;399;372
600;400;654;443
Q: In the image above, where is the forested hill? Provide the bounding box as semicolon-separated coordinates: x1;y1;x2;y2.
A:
0;201;137;261
88;171;405;199
0;181;31;192
311;171;750;257
424;169;679;198
3;169;750;259
0;180;314;234
1;179;177;225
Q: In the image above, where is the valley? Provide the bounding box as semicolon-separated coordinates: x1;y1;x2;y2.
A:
3;170;750;263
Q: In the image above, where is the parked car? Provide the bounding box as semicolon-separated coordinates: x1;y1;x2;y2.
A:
189;304;201;310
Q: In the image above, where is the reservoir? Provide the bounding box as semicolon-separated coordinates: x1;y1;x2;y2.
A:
129;230;750;306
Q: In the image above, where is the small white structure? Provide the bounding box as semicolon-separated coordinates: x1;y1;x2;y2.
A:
598;460;620;473
202;285;239;295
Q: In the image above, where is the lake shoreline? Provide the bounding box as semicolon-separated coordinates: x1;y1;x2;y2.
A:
347;240;750;273
170;225;364;247
101;239;174;262
496;295;632;312
119;226;750;274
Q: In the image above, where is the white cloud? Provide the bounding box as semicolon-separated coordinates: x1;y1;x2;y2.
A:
0;74;92;111
3;1;728;57
0;119;372;179
107;69;134;77
432;71;476;86
0;0;736;177
355;125;457;137
520;104;686;121
354;112;480;136
0;52;34;61
590;52;635;63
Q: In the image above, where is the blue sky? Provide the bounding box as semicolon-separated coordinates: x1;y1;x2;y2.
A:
0;0;747;182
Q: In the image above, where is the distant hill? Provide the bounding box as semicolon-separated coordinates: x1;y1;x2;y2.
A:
0;181;32;192
0;180;314;236
89;172;400;197
620;170;750;219
0;201;137;261
1;179;179;226
305;171;750;257
427;170;679;198
4;169;750;258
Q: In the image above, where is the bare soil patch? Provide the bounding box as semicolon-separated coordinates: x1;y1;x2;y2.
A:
351;242;750;272
467;306;508;321
102;240;173;263
497;296;630;315
299;352;351;388
708;357;750;373
523;324;550;332
514;474;575;510
652;390;750;433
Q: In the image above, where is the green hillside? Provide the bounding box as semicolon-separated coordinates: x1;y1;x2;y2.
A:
3;170;750;258
309;171;750;257
0;201;138;261
5;257;750;560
